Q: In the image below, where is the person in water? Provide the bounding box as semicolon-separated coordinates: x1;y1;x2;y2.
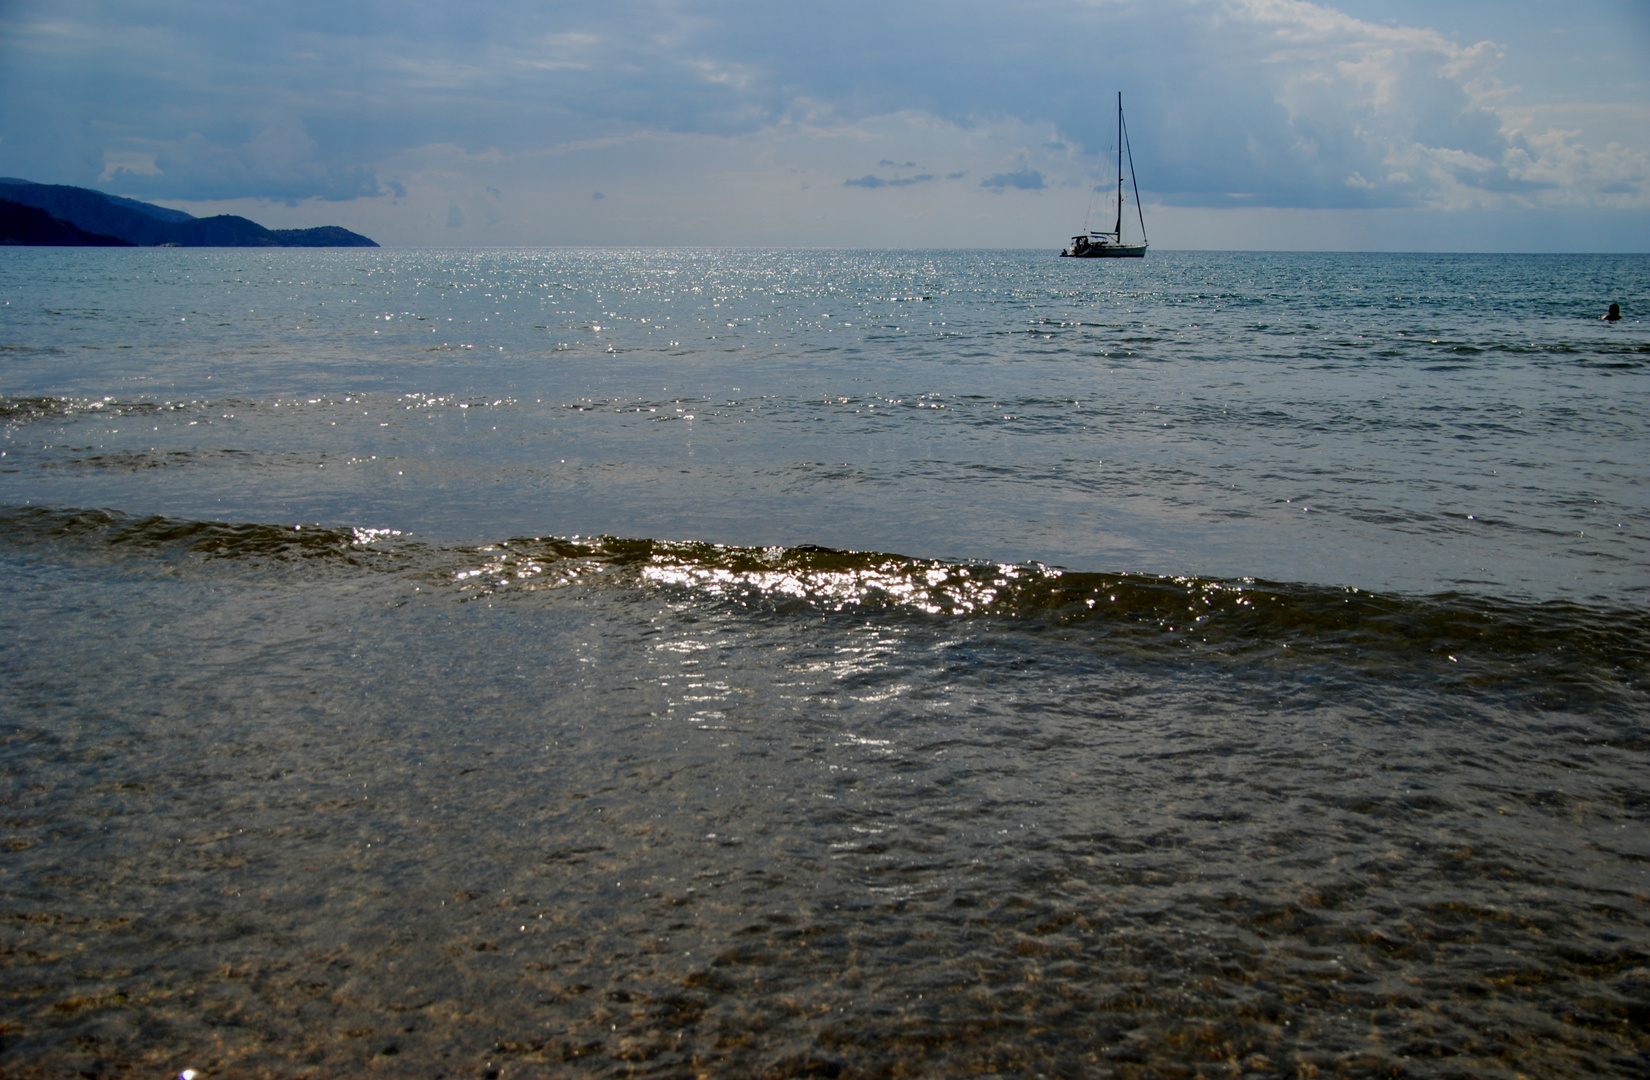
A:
1603;302;1621;322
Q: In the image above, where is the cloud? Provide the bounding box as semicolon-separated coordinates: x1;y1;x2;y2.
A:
98;120;384;203
0;0;1643;234
980;170;1043;191
845;173;934;188
1125;0;1649;212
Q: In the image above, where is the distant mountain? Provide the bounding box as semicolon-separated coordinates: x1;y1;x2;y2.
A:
1;198;136;246
0;179;377;247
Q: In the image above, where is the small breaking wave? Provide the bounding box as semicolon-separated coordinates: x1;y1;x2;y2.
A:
4;505;1644;704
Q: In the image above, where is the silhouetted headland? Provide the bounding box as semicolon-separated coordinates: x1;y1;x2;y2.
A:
0;198;135;246
0;178;377;247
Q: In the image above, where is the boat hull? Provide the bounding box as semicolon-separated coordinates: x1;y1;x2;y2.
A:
1062;245;1146;258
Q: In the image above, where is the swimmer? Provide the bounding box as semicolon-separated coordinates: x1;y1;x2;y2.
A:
1602;302;1621;322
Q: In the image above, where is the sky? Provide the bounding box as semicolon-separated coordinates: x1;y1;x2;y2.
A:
1;0;1647;249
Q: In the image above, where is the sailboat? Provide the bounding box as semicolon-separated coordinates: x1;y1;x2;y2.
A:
1061;93;1147;258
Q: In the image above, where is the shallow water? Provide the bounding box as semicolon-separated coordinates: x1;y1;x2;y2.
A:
1;249;1648;1078
3;248;1647;597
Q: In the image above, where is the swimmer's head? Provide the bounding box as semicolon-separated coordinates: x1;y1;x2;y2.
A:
1606;302;1621;321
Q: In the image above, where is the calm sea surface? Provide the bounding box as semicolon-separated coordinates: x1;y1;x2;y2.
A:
1;248;1647;1078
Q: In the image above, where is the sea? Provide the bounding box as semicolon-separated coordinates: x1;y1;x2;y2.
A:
1;248;1646;1079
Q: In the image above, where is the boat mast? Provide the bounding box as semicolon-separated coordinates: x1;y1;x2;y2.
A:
1114;92;1124;238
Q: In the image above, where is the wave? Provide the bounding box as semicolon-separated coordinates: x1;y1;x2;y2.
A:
0;504;412;568
4;504;1645;703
